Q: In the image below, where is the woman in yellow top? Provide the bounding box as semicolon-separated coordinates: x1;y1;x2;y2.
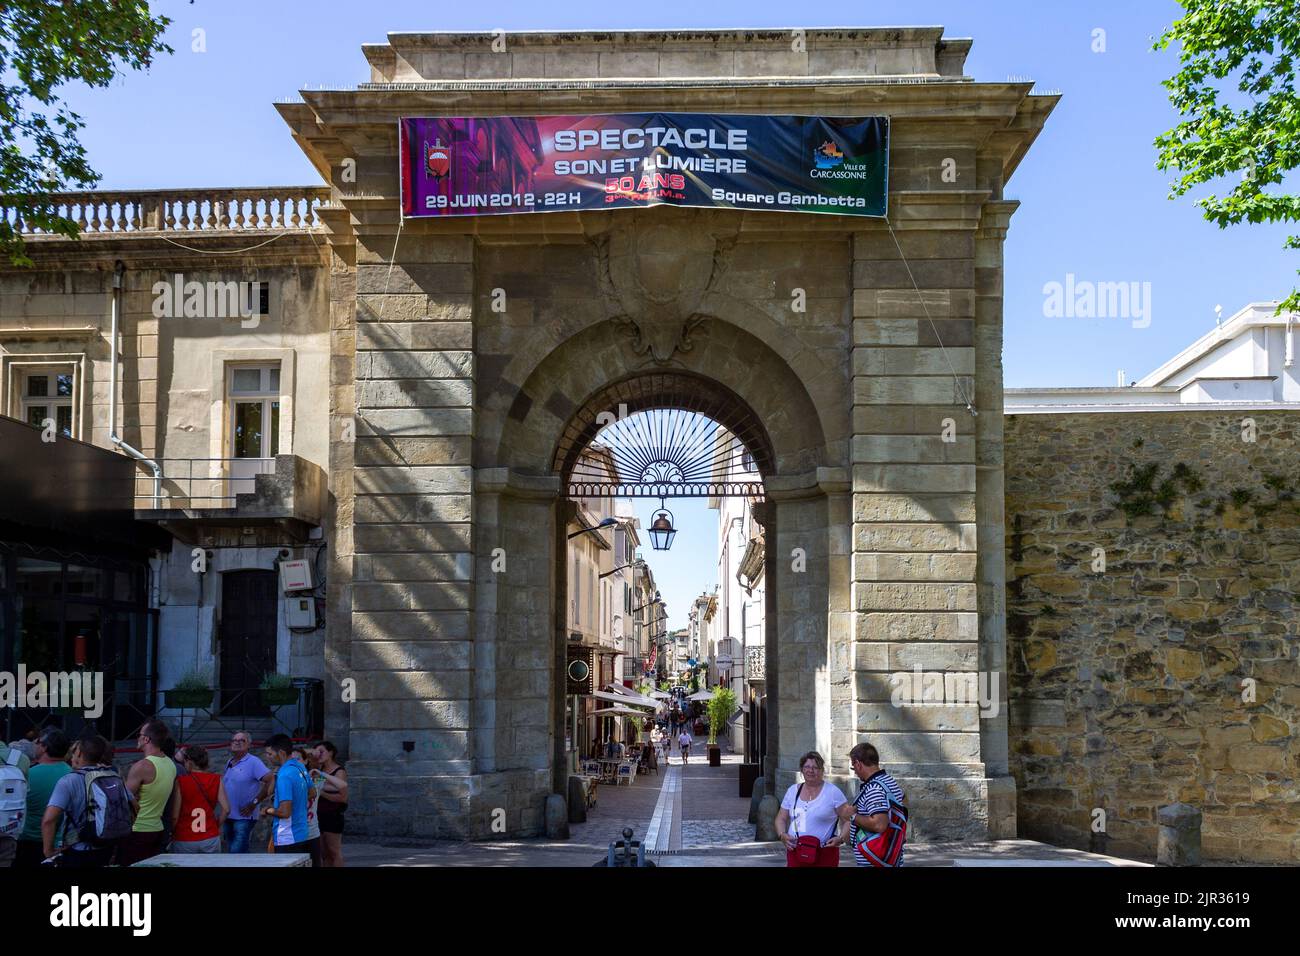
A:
119;720;178;866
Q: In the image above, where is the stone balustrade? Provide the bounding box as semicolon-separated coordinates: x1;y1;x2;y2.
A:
1;186;330;236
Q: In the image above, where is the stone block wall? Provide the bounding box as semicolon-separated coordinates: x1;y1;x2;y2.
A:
1004;410;1300;862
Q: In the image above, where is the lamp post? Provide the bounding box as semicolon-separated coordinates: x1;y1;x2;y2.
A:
567;516;617;540
599;558;646;579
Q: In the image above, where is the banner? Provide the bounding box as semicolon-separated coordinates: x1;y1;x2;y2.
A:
399;112;888;219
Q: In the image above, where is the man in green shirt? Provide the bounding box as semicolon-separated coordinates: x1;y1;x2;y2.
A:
16;728;71;867
0;739;31;868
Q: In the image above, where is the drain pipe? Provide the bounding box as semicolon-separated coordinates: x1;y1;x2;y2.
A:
1286;311;1295;369
110;260;163;507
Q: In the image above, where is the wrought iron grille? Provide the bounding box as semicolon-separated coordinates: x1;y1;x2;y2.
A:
555;372;772;500
566;406;764;499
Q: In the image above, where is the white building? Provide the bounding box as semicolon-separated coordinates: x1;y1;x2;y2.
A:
1007;302;1300;412
708;426;766;756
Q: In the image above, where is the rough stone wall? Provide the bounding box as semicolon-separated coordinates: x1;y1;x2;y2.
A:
1004;410;1300;862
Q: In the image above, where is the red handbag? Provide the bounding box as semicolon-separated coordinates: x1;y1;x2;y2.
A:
788;783;839;867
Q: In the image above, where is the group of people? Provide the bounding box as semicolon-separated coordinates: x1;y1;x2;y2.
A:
0;721;349;868
774;742;909;868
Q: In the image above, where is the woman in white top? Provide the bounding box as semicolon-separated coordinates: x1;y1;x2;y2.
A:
774;751;850;867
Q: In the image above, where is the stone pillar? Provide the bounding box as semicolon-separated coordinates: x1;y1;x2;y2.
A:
473;471;559;835
823;473;856;781
346;230;478;838
850;210;989;841
975;200;1020;838
767;486;832;783
324;246;357;762
754;501;779;792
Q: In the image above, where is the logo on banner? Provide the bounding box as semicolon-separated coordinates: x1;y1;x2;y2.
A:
813;141;845;169
425;139;451;179
809;137;871;181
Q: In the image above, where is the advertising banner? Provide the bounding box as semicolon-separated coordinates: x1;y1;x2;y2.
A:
399;112;888;219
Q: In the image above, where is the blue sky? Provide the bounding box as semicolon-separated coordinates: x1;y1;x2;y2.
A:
51;0;1297;628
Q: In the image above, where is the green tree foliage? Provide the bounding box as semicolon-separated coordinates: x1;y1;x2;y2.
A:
1;1;172;264
706;686;738;745
1154;0;1300;313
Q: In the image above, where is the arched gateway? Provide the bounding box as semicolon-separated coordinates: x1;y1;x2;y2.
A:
280;27;1055;841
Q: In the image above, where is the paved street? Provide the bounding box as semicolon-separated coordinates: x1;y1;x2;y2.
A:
341;743;1147;867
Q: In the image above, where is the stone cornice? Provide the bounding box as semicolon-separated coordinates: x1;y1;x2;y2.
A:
294;80;1034;122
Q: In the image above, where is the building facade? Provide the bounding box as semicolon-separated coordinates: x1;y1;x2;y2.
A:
5;26;1062;844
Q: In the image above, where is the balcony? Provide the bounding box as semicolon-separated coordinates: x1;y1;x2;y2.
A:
746;645;766;684
2;187;331;237
133;454;325;540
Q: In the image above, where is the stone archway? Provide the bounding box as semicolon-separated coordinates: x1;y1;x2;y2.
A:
475;299;850;821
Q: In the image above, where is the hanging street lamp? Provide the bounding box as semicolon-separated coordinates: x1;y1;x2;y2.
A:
648;499;676;551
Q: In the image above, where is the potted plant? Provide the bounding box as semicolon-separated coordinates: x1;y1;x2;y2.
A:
258;671;299;707
164;668;214;709
706;686;738;767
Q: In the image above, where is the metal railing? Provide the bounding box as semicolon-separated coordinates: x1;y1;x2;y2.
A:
1;186;330;236
133;457;276;510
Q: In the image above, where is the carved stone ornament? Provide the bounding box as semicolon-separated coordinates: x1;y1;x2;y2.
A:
593;214;737;366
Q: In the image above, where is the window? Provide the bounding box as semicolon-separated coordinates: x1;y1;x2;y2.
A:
227;364;280;459
19;368;75;438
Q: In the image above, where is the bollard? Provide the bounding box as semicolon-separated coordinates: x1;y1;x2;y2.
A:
755;793;781;842
567;775;588;824
1156;803;1201;866
748;775;766;824
544;793;570;840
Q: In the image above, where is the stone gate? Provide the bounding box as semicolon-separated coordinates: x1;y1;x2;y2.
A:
277;27;1055;839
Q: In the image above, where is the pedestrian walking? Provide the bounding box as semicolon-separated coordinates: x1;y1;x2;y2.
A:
775;751;849;867
677;729;692;764
312;740;348;867
14;727;71;867
170;744;229;854
221;731;272;853
846;742;908;867
262;734;311;858
41;735;131;868
118;719;177;866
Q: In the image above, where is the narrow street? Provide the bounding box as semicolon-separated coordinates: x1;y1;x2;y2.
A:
569;742;779;865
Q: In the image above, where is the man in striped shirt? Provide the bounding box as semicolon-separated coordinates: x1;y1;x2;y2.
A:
845;742;908;867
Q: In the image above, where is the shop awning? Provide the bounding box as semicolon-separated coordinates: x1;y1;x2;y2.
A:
591;705;646;717
591;690;657;709
600;684;661;707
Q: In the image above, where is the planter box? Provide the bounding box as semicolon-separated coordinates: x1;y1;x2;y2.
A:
707;745;721;767
259;688;300;707
164;689;213;709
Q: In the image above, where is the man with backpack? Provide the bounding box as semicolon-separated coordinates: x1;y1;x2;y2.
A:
845;741;908;868
0;738;32;867
41;735;131;867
